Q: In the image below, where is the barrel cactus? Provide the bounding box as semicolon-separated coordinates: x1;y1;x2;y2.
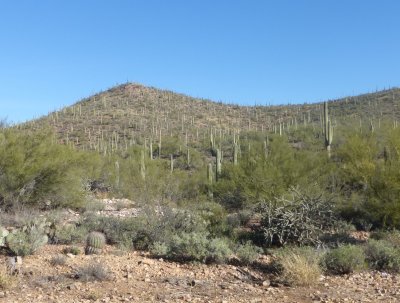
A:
85;231;106;255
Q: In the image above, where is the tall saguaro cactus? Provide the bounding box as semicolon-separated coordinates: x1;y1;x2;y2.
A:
207;163;213;198
323;101;333;157
233;143;238;165
140;149;146;180
216;148;222;181
170;154;174;172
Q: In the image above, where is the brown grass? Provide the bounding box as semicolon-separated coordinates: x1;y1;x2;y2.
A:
279;248;322;286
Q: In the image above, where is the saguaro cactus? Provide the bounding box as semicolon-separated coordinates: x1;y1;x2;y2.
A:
186;148;190;167
207;163;213;184
323;101;333;157
149;138;153;160
233;143;238;165
140;149;146;180
216;148;222;180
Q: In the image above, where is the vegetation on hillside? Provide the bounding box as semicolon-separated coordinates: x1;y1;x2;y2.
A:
1;84;400;283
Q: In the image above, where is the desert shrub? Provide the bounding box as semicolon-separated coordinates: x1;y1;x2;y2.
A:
206;238;232;263
259;187;337;247
322;245;366;275
52;224;87;245
116;235;134;252
80;207;209;252
319;232;358;248
152;236;233;264
235;241;262;265
6;228;48;256
62;246;81;255
194;201;230;237
0;128;99;210
364;239;400;272
79;214;140;246
50;254;67;266
275;247;322;286
150;242;169;257
76;261;112;282
370;230;400;248
167;232;209;261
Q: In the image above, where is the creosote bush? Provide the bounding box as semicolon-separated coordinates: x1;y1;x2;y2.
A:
235;241;262;265
52;224;87;245
322;245;366;275
364;239;400;272
206;238;232;264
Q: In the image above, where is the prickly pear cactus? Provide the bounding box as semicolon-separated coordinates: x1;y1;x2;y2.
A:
85;231;106;255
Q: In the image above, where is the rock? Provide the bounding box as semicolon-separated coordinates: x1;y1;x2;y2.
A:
262;280;270;287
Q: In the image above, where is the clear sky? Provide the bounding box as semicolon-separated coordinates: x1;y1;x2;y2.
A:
1;1;399;123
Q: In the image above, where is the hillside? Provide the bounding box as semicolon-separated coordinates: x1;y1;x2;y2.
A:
3;85;400;303
19;83;400;153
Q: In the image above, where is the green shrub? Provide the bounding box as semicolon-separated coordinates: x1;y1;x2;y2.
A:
150;242;169;257
6;228;48;256
370;230;400;248
80;207;208;252
206;238;232;263
235;241;262;264
0;128;98;210
322;245;366;275
53;224;87;245
168;232;209;261
276;247;322;286
364;239;400;272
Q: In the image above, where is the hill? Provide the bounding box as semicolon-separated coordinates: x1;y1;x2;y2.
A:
19;83;400;154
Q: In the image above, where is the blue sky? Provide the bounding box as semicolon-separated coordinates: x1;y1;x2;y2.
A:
1;1;399;123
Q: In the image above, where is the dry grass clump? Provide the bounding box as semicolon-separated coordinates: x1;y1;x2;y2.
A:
76;261;112;282
50;254;67;266
276;247;322;286
0;268;16;290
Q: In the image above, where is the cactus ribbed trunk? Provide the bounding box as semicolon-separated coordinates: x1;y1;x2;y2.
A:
216;148;222;181
115;161;120;189
149;139;153;160
207;163;213;198
158;130;162;158
140;149;146;180
233;143;238;165
323;101;333;158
